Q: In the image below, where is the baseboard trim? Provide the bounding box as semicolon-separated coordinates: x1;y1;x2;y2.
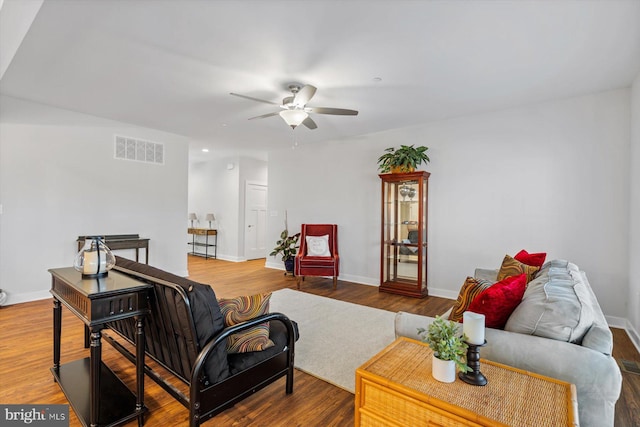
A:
2;289;51;306
624;320;640;354
606;315;628;329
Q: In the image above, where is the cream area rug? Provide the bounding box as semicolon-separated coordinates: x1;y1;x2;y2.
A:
269;288;397;393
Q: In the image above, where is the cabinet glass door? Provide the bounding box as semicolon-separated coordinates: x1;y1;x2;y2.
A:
380;172;429;298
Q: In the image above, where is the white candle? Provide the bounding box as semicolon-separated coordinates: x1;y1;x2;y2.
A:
463;311;485;345
83;251;106;275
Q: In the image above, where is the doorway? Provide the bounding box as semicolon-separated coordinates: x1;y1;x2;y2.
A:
244;181;267;260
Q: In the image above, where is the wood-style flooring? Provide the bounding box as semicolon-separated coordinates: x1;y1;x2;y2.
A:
0;256;638;426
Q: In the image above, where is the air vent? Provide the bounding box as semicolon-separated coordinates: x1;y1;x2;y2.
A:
114;135;164;165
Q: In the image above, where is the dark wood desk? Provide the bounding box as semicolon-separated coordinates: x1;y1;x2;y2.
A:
77;234;150;264
50;267;151;427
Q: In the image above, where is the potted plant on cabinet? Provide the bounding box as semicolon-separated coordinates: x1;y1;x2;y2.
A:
269;229;300;275
377;144;430;173
418;316;470;383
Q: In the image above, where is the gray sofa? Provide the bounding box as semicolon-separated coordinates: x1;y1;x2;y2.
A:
394;260;622;427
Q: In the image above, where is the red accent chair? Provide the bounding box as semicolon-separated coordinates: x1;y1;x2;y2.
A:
294;224;339;289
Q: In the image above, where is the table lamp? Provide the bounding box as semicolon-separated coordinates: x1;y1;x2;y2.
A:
189;213;198;228
205;213;215;229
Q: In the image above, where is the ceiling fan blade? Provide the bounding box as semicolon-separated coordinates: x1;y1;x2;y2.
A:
230;92;280;106
302;116;318;130
293;85;317;107
248;112;280;120
307;107;359;116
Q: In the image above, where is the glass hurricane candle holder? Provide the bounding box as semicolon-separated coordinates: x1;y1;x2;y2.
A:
74;236;116;278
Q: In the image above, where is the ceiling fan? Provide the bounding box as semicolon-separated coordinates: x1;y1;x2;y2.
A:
230;84;358;130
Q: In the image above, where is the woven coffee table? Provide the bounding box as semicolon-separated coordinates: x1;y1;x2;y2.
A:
355;337;579;426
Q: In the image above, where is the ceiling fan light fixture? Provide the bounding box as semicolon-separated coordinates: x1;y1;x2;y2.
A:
279;109;308;129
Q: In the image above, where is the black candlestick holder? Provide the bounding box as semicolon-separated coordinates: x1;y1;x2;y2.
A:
459;340;487;386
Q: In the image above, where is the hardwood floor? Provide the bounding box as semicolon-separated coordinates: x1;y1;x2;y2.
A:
0;256;638;426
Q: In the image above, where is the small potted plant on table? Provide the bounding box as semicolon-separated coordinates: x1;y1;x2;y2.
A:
418;316;470;383
377;144;430;173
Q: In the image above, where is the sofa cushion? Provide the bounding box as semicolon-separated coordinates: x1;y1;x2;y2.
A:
467;273;527;329
497;254;540;283
505;260;596;344
577;272;613;355
514;249;547;267
448;277;494;322
113;256;230;383
218;293;275;353
298;257;335;267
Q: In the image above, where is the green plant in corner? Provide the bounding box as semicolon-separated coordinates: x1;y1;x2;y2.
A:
269;229;300;262
418;316;470;373
377;144;430;173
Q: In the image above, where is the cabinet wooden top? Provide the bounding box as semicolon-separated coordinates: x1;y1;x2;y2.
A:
379;171;430;181
188;228;217;235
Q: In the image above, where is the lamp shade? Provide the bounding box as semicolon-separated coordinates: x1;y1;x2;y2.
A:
205;213;215;222
279;109;308;129
188;213;198;220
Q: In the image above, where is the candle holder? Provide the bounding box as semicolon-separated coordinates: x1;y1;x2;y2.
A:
459;340;488;386
74;236;115;279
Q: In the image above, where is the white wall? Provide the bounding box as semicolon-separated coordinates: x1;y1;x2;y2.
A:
0;96;190;304
188;156;267;262
629;73;640;346
267;89;631;318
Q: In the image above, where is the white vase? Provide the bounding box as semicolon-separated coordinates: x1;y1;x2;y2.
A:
432;354;456;383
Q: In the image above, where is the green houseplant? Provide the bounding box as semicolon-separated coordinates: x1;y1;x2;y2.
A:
377;144;430;173
269;229;300;273
418;316;470;381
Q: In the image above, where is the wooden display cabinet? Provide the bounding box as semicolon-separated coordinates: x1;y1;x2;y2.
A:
379;171;430;298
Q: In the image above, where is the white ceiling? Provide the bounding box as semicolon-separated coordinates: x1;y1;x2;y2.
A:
1;0;639;162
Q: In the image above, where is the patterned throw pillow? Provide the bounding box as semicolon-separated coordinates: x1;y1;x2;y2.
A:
497;254;540;283
218;293;275;353
467;273;528;329
448;277;494;322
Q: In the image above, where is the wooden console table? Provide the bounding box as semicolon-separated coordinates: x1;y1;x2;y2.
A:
50;267;151;427
187;228;217;259
77;234;150;264
355;337;578;427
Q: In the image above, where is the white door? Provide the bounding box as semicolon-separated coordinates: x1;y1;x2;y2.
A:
244;182;267;260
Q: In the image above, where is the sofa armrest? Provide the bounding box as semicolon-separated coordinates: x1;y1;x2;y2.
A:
482;327;621;427
474;268;498;282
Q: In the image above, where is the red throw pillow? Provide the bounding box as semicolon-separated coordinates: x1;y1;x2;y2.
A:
514;249;546;267
467;273;527;329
